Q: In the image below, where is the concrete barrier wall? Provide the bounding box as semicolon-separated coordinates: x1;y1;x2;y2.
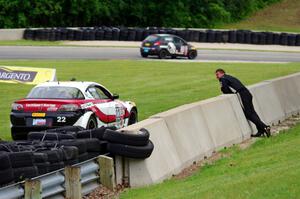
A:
0;29;25;40
117;72;300;187
266;73;300;116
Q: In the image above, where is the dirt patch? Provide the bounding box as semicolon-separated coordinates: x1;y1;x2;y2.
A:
84;115;300;198
83;184;126;199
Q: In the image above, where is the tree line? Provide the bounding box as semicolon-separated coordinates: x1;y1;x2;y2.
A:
0;0;281;28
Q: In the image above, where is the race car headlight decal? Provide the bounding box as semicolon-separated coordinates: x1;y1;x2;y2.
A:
58;104;79;112
12;103;24;111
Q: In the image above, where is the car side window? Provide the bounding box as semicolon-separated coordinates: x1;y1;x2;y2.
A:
174;37;186;45
88;86;110;99
95;87;110;99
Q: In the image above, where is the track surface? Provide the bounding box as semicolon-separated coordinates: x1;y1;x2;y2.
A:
0;46;300;62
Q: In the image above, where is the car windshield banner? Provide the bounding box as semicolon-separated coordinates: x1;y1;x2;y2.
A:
0;66;56;85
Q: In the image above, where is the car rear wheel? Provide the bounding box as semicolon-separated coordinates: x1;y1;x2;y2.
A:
141;53;148;58
86;115;97;129
158;49;168;59
188;50;197;59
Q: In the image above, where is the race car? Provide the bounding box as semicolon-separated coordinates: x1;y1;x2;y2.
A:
10;81;138;140
140;34;197;59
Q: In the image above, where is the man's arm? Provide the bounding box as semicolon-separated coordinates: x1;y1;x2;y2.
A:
220;78;234;94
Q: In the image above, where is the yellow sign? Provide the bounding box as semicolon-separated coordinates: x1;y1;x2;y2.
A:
0;66;56;85
32;113;46;117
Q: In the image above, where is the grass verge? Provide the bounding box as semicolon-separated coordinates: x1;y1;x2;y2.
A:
121;122;300;199
0;60;300;140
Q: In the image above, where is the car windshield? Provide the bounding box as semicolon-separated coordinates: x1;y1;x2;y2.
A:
26;86;85;99
144;35;159;42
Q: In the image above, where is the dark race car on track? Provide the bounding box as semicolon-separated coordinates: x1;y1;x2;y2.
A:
10;81;138;140
140;34;198;59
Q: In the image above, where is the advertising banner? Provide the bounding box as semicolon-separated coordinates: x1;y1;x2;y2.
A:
0;66;56;85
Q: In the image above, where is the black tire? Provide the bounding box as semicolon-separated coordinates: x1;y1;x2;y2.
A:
41;150;63;163
107;140;154;159
141;53;148;58
13;166;38;181
9;152;34;168
35;162;50;175
11;128;27;140
128;109;138;125
81;138;103;152
59;140;87;154
86;115;97;129
87;152;101;159
46;126;84;133
0;153;12;170
77;126;117;140
187;50;197;59
103;128;150;146
158;49;168;59
65;159;79;166
28;132;76;141
78;152;89;162
61;146;79;161
48;162;64;172
0;168;14;185
33;153;48;163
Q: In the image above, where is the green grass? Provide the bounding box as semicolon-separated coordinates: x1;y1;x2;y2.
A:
0;40;63;46
121;123;300;199
221;0;300;33
0;60;300;140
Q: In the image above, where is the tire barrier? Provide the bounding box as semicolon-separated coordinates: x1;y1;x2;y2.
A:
23;27;300;46
0;125;152;186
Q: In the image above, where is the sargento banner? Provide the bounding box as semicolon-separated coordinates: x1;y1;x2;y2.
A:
0;66;56;84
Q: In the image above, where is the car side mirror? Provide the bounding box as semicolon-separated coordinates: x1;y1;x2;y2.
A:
112;94;119;100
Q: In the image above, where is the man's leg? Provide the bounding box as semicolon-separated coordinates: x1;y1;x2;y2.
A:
239;91;270;137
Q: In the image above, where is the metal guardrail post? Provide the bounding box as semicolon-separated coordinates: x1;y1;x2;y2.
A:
65;166;81;199
24;179;41;199
97;155;116;190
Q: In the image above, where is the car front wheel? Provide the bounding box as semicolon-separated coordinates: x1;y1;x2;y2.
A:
86;115;97;129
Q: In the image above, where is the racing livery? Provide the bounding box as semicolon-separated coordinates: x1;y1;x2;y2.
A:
140;34;197;59
10;81;138;140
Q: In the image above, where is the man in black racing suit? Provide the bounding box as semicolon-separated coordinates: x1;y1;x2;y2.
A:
215;68;271;137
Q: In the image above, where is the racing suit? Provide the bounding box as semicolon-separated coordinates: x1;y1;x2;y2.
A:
219;74;268;133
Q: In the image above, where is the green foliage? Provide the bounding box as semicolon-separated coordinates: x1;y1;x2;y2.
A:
0;0;282;29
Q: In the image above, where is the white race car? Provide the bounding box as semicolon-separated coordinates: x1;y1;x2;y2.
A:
10;81;138;140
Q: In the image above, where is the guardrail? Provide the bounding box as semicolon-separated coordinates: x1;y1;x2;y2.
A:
0;155;115;199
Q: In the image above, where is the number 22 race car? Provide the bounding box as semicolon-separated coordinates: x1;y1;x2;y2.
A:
10;81;138;140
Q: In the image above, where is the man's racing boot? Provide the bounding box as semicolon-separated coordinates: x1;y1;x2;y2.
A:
251;132;264;137
264;126;271;137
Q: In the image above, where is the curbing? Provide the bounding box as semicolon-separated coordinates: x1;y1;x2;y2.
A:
117;72;300;187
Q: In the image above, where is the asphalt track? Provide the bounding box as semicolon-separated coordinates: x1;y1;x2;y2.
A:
0;46;299;62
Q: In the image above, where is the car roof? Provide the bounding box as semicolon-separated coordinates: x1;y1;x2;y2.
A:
152;34;176;37
34;81;107;93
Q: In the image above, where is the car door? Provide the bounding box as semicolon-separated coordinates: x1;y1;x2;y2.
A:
173;37;188;55
87;85;125;128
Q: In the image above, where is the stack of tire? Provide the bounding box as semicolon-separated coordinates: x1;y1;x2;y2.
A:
104;128;154;159
24;27;300;46
0;126;154;186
